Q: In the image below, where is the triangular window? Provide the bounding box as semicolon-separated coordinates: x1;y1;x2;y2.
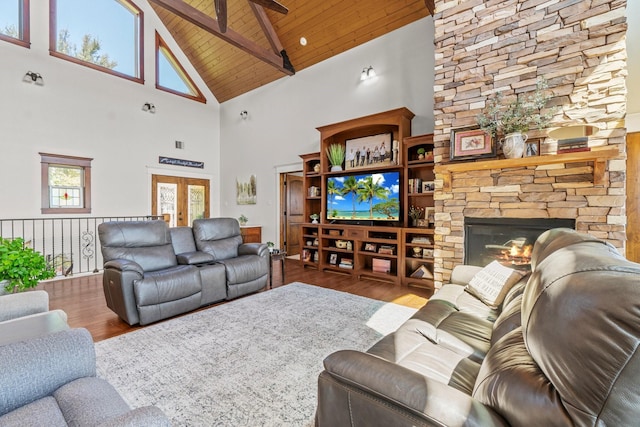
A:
156;32;206;103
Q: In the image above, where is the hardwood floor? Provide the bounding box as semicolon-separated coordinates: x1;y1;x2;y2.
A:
37;259;432;342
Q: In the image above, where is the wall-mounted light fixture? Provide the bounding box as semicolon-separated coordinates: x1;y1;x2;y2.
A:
142;102;156;114
240;110;248;120
23;71;44;86
360;66;376;81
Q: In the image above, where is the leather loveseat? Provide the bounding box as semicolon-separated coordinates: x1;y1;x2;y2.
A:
99;218;268;325
316;228;640;426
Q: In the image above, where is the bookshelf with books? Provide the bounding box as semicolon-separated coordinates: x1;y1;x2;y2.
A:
403;134;435;228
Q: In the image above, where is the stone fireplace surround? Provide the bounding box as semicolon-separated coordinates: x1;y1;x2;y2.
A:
429;0;628;288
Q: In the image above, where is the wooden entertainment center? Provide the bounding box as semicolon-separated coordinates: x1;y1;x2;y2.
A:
299;108;436;291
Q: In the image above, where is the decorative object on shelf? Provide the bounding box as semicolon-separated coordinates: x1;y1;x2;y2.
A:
524;140;540;157
236;174;257;205
450;126;495;161
417;147;426;160
364;243;377;252
422;181;435;192
392;139;399;165
313;163;321;173
238;214;248;226
410;265;433;279
372;258;391;273
0;237;56;294
310;213;319;224
412;247;422;257
308;186;320;197
326;144;346;171
344;132;392;170
346;241;353;251
336;240;347;249
417;219;430;228
266;241;275;253
329;253;338;265
422;248;434;258
476;77;555;159
501;132;528;159
408;205;425;227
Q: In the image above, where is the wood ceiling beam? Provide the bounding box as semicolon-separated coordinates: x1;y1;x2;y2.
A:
148;0;294;76
424;0;435;15
249;3;283;54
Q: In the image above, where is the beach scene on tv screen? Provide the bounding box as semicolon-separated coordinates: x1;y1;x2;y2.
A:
327;172;400;221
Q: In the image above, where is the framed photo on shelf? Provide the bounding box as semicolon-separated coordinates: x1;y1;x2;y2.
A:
329;253;338;265
524;140;540;157
421;181;435;192
364;242;377;252
450;126;495;161
345;132;393;170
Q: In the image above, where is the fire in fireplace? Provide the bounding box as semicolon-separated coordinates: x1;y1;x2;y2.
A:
464;218;575;269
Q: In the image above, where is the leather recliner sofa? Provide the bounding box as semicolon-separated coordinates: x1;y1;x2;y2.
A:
316;228;640;426
99;218;268;326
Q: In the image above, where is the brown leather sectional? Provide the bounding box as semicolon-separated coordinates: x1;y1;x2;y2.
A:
316;228;640;426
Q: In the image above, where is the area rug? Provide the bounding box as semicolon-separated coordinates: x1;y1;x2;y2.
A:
95;282;417;426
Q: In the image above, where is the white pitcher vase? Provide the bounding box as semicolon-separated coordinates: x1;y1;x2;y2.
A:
501;132;528;159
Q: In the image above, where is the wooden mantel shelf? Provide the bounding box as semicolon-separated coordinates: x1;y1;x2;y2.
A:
434;147;620;190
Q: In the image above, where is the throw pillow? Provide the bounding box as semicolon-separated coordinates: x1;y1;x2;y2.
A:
466;261;527;308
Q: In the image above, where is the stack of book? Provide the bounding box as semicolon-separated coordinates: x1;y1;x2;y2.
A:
557;137;590;153
339;258;353;269
408;178;423;194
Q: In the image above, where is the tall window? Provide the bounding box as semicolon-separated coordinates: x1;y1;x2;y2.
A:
156;32;206;103
50;0;143;83
0;0;30;47
40;153;92;214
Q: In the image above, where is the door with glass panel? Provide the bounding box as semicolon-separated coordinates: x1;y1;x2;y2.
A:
152;175;210;227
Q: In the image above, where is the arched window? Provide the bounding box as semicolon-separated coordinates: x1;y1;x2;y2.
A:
50;0;143;83
0;0;30;48
156;32;206;103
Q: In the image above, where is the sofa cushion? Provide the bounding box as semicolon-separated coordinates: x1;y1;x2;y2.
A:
54;377;131;426
219;254;268;285
99;221;177;272
465;261;526;309
193;218;244;260
134;266;202;306
0;396;67;427
429;283;500;322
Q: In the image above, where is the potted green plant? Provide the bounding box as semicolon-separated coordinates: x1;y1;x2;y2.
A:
238;214;248;226
266;241;275;253
325;144;345;171
0;237;56;294
417;147;426;160
310;213;319;224
477;78;555;158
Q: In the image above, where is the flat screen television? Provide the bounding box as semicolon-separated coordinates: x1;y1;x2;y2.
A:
326;171;401;226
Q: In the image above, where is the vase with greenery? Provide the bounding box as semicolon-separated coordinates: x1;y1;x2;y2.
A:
325;144;345;171
476;78;555;158
238;214;248;226
0;237;56;294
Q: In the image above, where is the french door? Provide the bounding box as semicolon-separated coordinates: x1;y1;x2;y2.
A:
152;175;210;227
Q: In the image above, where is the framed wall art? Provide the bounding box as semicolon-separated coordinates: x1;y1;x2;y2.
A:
450;126;495;161
345;132;393;170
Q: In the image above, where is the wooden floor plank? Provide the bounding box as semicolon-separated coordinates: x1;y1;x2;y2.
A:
37;259;431;342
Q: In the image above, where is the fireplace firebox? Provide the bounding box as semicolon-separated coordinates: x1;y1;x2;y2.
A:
464;218;575;269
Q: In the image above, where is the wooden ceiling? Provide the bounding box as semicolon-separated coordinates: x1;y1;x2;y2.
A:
149;0;433;103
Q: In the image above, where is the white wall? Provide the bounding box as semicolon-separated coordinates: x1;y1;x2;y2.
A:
0;0;221;219
219;17;435;245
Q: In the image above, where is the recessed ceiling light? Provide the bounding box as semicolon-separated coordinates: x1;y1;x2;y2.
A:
300;37;307;46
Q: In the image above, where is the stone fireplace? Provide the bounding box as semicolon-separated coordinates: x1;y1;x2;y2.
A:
429;0;628;288
464;217;574;269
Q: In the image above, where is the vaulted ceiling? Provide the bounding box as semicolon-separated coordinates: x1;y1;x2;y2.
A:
149;0;433;103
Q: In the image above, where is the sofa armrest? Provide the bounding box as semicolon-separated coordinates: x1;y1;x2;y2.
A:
0;290;49;322
104;259;144;275
176;251;215;265
239;243;268;257
0;328;96;416
322;350;507;427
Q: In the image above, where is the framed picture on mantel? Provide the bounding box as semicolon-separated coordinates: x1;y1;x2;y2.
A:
450;126;495;161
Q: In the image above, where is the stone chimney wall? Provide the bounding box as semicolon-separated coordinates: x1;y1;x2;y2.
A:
431;0;628;287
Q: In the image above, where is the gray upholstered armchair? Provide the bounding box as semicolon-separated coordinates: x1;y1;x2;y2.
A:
192;218;269;299
0;290;68;324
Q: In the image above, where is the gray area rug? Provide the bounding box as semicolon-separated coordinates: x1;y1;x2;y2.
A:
95;282;417;426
